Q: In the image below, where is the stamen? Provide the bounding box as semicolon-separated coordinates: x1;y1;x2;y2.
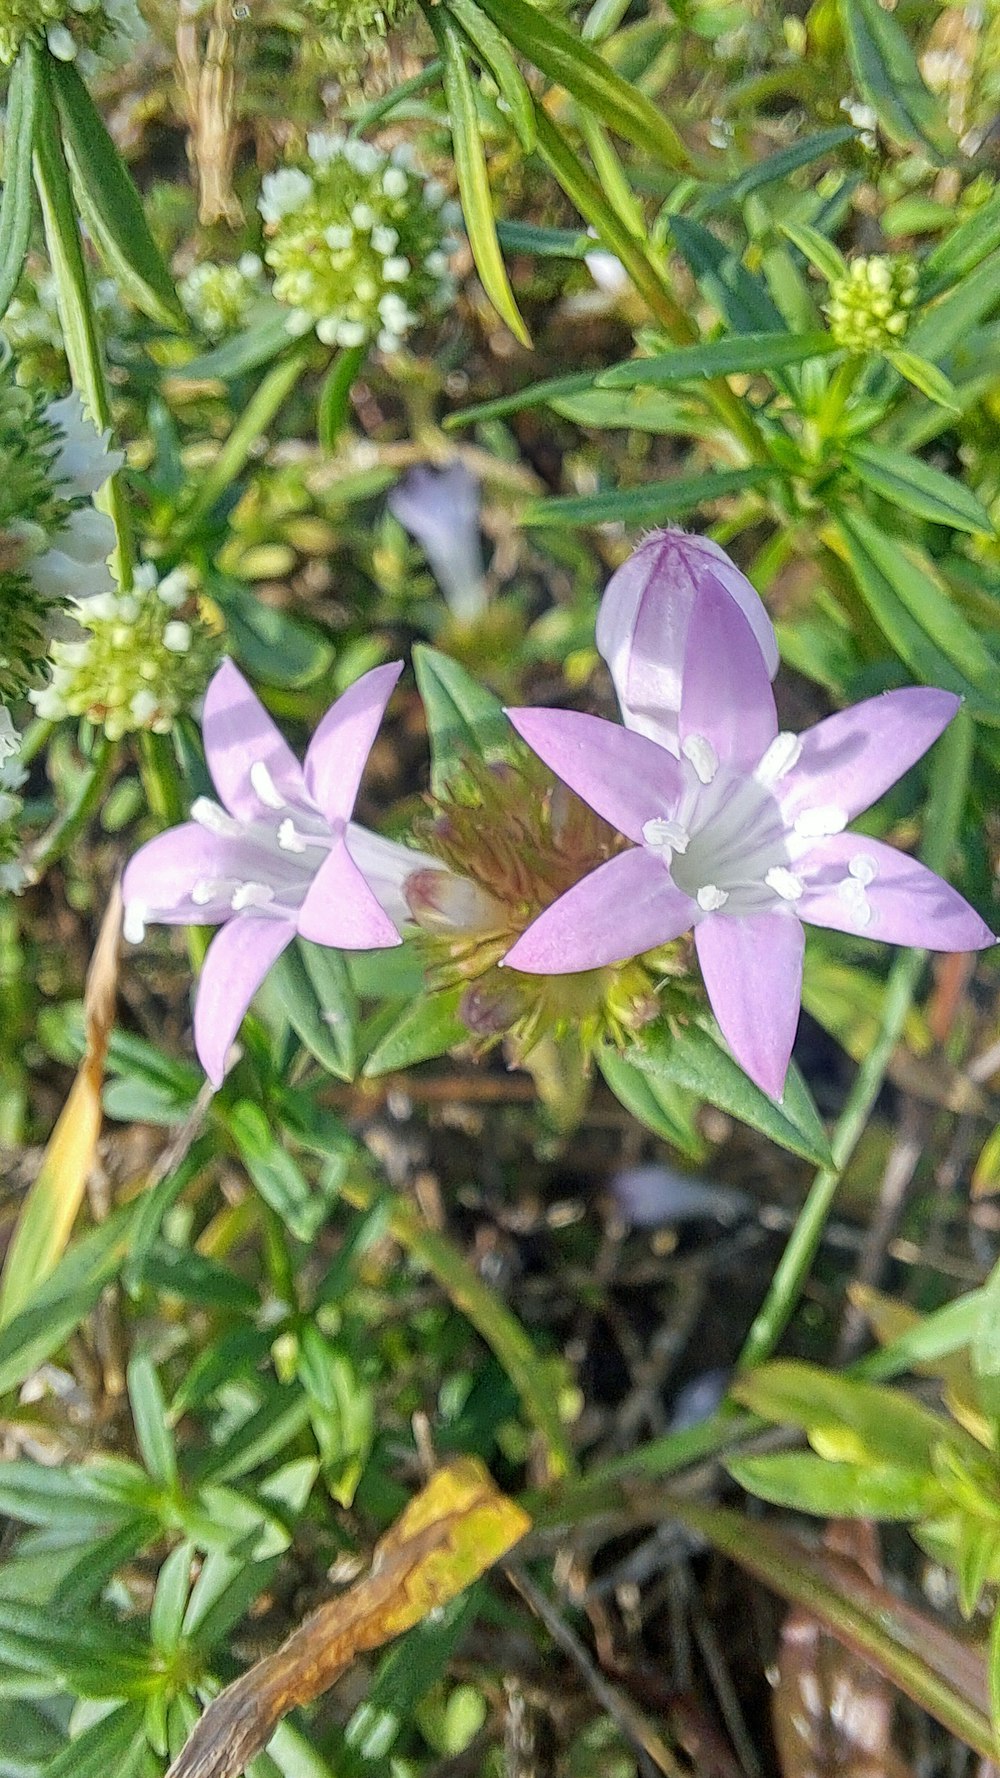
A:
230;881;276;912
794;805;848;839
191;796;241;836
682;733;719;785
849;853;878;885
765;866;804;902
837;875;873;928
755;732;803;785
250;760;287;810
123;901;147;944
191;878;222;906
696;884;729;912
642;817;690;856
278;818;308;853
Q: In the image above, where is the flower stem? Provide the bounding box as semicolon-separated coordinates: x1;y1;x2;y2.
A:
31;47;135;589
737;708;974;1372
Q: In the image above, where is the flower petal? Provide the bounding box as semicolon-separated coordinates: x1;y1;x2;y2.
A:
304;661;403;823
504;847;694;974
297;832;403;949
345;822;436;927
596;530;778;754
796;834;995;950
194;915;295;1086
780;688;961;826
679;575;778;769
695;911;804;1100
202;659;305;822
504;708;682;842
122;823;257;926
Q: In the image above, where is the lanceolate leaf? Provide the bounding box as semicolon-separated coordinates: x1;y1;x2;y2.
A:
443;0;537;151
728;1452;938;1520
668;215;787;336
48;57;184;329
598;331;834;387
524;466;775;528
470;0;692;171
840;0;952;161
412;644;512;792
0;44;39;319
429;9;531;346
845;443;993;534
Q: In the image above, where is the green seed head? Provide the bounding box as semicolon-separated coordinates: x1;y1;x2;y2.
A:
825;254;918;353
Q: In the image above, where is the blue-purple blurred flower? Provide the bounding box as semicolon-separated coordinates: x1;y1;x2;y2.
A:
388;462;487;623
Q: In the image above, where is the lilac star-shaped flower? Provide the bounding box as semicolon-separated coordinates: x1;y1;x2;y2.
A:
123;658;424;1086
504;581;994;1100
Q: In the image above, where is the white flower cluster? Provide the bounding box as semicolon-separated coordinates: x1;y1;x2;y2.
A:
30;564;218;741
259;134;459;354
0;713;27;894
179;254;266;340
3;276;126;383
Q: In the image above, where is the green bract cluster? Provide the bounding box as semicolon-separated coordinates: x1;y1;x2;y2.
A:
260;134;458;353
0;373;76;706
0;715;26;891
179;254;266;340
0;0;142;67
825;254;918;353
295;0;413;44
30;565;218;741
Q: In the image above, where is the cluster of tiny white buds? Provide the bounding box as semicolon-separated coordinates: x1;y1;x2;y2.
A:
825;255;918;353
179;254;265;340
259;135;459;355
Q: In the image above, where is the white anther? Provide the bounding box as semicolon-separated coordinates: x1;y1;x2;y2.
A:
848;853;878;885
278;818;308;853
765;866;804;902
793;805;848;839
191;878;222;906
682;733;719;785
250;760;286;810
756;731;803;785
230;881;275;912
642;817;690;856
837;875;873;928
191;796;241;836
696;884;729;912
123;901;147;944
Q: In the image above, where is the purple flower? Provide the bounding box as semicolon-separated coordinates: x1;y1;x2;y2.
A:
123;658;425;1087
388;463;486;623
596;529;779;755
504;581;994;1100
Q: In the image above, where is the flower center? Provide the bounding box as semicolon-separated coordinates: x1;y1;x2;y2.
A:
187;767;341;919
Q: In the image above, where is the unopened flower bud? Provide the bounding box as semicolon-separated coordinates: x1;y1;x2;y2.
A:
825;254;918;353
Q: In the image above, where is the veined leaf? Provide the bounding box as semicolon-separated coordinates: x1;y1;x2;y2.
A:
598;1047;706;1160
731;1360;967;1469
430;9;531;346
840;0;952;161
48;56;184;329
694;126;858;216
524;465;775;528
922;190;1000;298
0;44;39;318
728;1452;938;1519
470;0;692;171
363;989;466;1076
779;221;848;286
412;643;512;791
444;0;536;150
668;215;787;336
263;938;358;1081
886;348;960;412
598;330;834;388
444;369;602;428
907;252;1000;362
845;443;993;534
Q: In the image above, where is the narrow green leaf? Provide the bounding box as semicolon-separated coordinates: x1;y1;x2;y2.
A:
953;1521;1000;1619
524;466;775;528
496;220;594;259
318;341;367;452
40;1705;147;1778
48;57;184;329
972;1256;1000;1417
173;344;310;543
430;10;531;346
363;989;466;1076
263;939;358;1082
444;369;601;428
598;1047;706;1160
226;1100;320;1243
909;250;1000;362
208;576;334;690
779;220;848;285
732;1360;965;1468
598;331;834;388
728;1451;937;1519
886;347;960;411
694;127;858;216
127;1352;178;1488
0;1204;136;1398
471;0;692;170
922;190;1000;298
0;45;39;318
668;215;787;336
150;1542;194;1656
444;0;537;150
179;306;295;380
631;1020;833;1168
840;0;952;160
845;442;993;534
412;642;512;792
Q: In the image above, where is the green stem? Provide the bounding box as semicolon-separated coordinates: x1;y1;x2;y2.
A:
169;343;311;551
31;48;134;588
340;1163;576;1482
738;709;974;1372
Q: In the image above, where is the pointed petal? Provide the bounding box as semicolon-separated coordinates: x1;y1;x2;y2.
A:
796;834;995;950
122;823;256;926
297;832;402;949
202;659;305;822
504;708;682;842
596;530;778;753
780;688;961;827
194;916;294;1086
679;577;778;769
504;848;694;974
695;911;804;1100
345;822;435;927
304;661;403;823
